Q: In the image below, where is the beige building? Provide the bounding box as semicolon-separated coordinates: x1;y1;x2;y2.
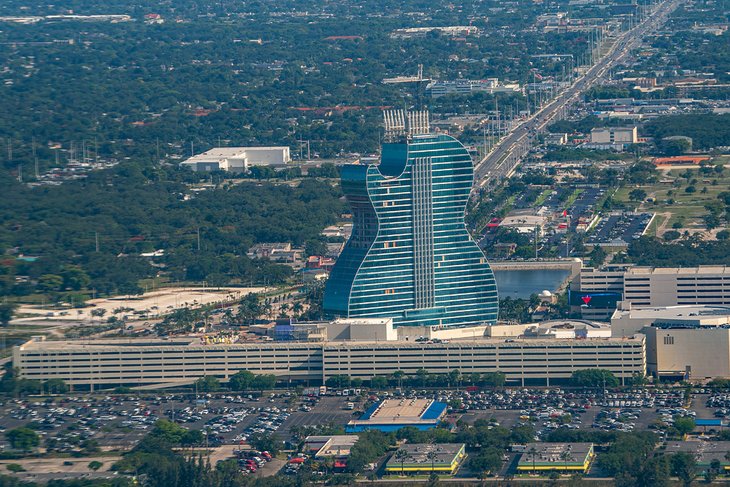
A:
589;126;638;144
610;304;730;380
14;332;645;389
623;266;730;307
644;325;730;380
575;266;730;319
610;304;730;337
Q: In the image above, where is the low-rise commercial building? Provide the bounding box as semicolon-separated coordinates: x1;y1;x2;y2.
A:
304;435;359;459
385;443;466;474
426;79;521;97
589;126;638;145
517;443;594;472
347;399;447;433
665;441;730;472
180;146;290;172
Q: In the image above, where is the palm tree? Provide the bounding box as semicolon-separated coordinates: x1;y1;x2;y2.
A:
392;370;405;389
426;450;439;476
528;446;539;473
395;449;409;476
559;450;572;474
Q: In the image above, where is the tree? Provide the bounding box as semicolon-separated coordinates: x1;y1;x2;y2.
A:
251;374;276;391
416;369;429;388
426;449;438;474
181;430;204;448
510;425;536;444
0;302;17;326
6;427;40;451
673;417;696;437
570;369;619;388
370;376;388;389
195;376;220;393
629;189;647;203
150;419;188;444
528;446;538;472
704;214;720;230
43;378;68;394
560;449;572;473
670;452;697;487
394;449;409;476
38;274;63;292
88;460;103;471
663;230;681;242
90;308;107;318
237;293;264;325
469;448;503;477
706;458;722;483
248;433;283;455
391;370;405;389
589;245;606;268
60;265;91;291
229;370;255;391
660;137;692;156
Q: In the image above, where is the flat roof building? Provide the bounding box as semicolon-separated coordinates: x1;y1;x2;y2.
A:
611;304;730;337
180;146;290;172
589;126;638;145
304;435;359;459
517;443;594;472
609;305;730;380
347;399;447;432
665;441;730;471
14;331;646;389
385;443;466;474
575;265;730;320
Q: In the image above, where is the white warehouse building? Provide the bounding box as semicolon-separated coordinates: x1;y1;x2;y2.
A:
180;146;291;172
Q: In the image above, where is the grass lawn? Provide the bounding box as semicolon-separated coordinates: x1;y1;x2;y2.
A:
616;167;730;229
534;188;553;206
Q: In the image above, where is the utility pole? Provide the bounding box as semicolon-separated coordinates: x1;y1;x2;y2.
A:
197;227;201;251
95;232;100;253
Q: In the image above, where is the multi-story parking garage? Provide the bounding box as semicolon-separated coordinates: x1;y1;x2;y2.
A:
14;332;645;389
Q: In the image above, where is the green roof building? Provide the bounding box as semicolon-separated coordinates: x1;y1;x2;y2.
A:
517;443;594;472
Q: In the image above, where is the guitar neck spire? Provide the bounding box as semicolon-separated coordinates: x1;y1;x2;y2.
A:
383;109;430;142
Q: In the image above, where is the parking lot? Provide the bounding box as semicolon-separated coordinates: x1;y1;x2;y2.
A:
0;387;722;480
588;212;653;246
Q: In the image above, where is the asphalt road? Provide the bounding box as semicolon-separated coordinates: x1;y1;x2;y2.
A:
473;0;682;186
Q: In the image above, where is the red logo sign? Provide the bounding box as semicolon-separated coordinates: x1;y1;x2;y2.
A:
581;296;592;305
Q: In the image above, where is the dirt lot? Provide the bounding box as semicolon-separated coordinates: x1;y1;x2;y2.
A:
17;286;265;322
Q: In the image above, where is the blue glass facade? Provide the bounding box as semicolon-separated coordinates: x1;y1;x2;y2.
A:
323;133;499;328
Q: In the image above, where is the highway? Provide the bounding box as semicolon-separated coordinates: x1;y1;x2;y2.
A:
473;0;682;186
